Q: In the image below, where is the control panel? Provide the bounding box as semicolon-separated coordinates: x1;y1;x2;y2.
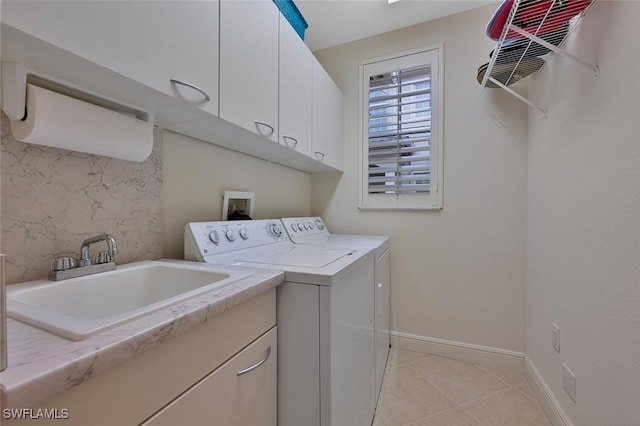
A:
185;220;288;260
281;217;328;240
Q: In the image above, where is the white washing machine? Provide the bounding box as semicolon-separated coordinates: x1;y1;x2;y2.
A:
281;217;390;403
184;219;376;426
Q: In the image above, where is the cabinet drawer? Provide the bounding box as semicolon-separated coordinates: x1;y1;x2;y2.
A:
143;327;277;426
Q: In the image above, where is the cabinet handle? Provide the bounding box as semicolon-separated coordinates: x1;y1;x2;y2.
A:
237;346;271;376
254;121;275;136
169;78;211;101
314;151;325;162
282;136;298;149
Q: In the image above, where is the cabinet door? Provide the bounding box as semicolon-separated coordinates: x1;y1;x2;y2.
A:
219;0;279;143
143;327;277;426
375;249;390;402
1;1;219;119
312;57;344;170
278;16;313;156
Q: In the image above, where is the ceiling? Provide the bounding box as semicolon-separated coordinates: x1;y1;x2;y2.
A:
296;0;496;52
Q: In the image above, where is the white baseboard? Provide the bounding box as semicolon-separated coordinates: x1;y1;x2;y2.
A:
389;331;572;426
390;331;525;370
524;355;573;426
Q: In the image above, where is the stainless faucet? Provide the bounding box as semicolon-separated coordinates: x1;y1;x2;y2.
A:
79;234;119;267
49;234;119;281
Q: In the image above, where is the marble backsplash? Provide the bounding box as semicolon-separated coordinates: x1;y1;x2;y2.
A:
1;111;163;284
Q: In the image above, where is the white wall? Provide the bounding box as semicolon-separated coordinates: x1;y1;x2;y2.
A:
162;131;311;260
1;113;163;284
527;2;640;424
312;5;529;352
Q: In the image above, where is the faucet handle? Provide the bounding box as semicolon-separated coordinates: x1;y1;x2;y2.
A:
94;251;113;265
50;256;77;272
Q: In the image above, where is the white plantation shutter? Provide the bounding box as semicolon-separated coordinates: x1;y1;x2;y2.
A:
359;48;443;210
368;65;432;194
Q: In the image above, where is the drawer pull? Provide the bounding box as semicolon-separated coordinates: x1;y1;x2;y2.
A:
169;79;211;101
314;151;325;162
237;346;271;376
282;136;298;148
254;121;275;136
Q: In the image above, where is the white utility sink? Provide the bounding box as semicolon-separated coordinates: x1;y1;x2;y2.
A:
7;260;251;340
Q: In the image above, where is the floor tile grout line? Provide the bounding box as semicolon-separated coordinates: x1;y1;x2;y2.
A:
403;357;514;408
462;406;490;426
377;350;551;425
374;406;393;426
458;384;553;425
377;368;459;425
517;379;546;403
392;352;433;369
377;382;553;426
402;360;463;409
455;383;525;409
377;355;459;426
403;406;464;426
474;362;529;388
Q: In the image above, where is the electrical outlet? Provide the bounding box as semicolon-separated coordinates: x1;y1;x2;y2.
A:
563;363;577;402
552;323;560;353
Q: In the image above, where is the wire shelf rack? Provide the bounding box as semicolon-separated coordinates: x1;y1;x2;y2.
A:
479;0;598;117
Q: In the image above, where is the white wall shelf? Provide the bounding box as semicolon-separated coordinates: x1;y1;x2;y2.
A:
479;0;598;117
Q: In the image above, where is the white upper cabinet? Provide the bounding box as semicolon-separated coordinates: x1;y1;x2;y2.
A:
278;15;313;157
219;0;280;143
1;1;219;120
312;57;344;170
1;0;344;173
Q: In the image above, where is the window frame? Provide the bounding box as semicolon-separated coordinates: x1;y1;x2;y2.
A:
358;46;444;210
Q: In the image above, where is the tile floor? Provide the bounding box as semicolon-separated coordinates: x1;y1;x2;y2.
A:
373;349;552;426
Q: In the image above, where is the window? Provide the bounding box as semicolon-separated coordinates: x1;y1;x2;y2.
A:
359;47;443;210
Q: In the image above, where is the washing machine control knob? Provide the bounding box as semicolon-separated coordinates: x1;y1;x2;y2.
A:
297;223;304;231
225;229;236;241
315;219;324;230
239;228;249;240
208;230;220;245
269;223;283;238
290;224;297;232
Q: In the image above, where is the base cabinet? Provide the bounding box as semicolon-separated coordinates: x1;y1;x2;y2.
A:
4;289;276;426
143;327;277;426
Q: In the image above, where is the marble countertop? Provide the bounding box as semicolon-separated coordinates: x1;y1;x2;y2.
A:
0;259;284;409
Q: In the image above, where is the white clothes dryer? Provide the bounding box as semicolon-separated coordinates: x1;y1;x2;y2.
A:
184;219;376;426
281;216;390;402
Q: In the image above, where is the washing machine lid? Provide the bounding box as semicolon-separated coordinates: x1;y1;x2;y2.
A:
233;245;355;268
309;234;390;251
